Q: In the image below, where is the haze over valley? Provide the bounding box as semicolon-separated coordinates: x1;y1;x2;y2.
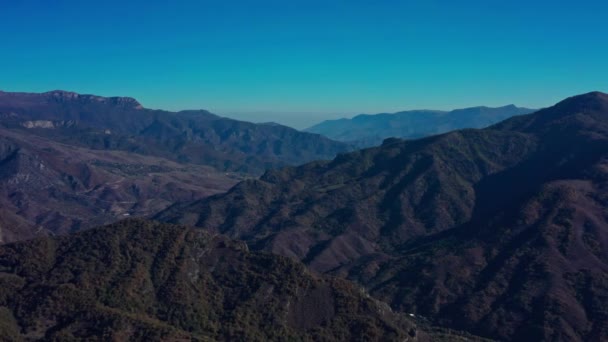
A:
2;1;608;341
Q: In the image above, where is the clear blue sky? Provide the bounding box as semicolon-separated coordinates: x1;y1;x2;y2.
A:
1;0;607;128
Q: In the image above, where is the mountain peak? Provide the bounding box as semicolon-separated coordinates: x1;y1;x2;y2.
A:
539;91;608;123
493;91;608;134
550;91;608;113
585;90;608;97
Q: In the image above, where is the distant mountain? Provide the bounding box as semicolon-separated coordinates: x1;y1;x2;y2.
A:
305;105;535;147
0;89;350;244
0;219;482;341
158;92;608;341
0;90;350;175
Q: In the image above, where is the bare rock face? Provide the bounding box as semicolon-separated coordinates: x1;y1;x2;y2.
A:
157;92;608;341
45;90;143;109
21;120;55;128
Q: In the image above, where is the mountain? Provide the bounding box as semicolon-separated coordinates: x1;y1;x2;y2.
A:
0;126;240;244
305;105;535;147
0;89;351;244
0;90;350;175
157;92;608;341
0;219;484;341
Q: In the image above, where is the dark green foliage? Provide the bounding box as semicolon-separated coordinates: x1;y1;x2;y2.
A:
0;219;429;341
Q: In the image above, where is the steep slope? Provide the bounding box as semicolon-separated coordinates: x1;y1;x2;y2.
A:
158;129;537;267
306;105;535;147
0;219;478;341
0;128;239;244
158;92;608;341
0;90;350;174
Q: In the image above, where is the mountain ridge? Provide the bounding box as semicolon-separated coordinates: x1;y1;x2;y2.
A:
0;90;351;175
0;126;239;244
305;104;535;147
157;91;608;341
0;89;351;243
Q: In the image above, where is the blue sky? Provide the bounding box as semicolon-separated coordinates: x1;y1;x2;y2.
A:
1;0;607;128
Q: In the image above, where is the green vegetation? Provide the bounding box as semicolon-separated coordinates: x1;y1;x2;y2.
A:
0;219;428;341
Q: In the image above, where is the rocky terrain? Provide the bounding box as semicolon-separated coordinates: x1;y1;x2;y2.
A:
158;92;608;341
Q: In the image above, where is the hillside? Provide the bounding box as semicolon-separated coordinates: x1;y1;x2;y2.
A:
0;90;350;175
0;89;350;244
0;219;486;341
305;105;535;147
157;92;608;341
0;127;239;244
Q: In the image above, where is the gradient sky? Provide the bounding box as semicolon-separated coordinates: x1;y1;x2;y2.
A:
1;0;607;128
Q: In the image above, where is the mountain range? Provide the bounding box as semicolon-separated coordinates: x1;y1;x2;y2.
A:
0;90;350;244
3;89;608;341
305;105;535;147
0;90;350;175
158;92;608;341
